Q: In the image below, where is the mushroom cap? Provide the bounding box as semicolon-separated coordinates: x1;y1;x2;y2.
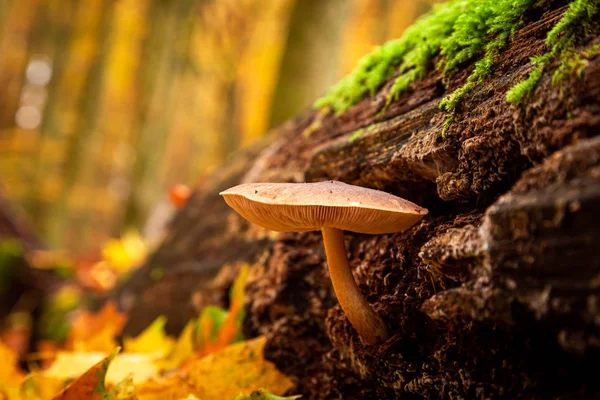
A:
219;181;428;234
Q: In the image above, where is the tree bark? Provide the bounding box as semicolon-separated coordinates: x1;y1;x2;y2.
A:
115;4;600;399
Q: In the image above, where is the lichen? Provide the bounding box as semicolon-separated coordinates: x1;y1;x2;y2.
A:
314;0;599;135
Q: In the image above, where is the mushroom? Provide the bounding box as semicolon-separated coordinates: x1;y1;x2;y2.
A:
219;180;428;345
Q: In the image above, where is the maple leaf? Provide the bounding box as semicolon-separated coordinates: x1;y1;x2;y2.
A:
50;347;119;400
186;336;295;399
123;316;174;356
65;301;127;352
136;336;295;400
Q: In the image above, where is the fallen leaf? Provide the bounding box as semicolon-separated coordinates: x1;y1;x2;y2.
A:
184;336;295;399
124;316;174;356
233;388;302;400
65;301;127;352
216;264;248;348
134;376;192;400
102;230;147;273
44;351;159;385
136;336;295;400
157;320;196;370
0;339;24;399
195;264;248;356
195;306;228;356
21;373;71;400
50;347;119;400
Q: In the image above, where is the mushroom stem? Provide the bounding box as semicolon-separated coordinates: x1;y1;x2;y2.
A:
321;226;389;345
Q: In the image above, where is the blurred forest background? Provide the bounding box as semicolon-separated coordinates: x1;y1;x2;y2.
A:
0;0;437;257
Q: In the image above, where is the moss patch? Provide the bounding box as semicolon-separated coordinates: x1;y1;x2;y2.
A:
315;0;599;135
314;0;468;114
507;0;599;105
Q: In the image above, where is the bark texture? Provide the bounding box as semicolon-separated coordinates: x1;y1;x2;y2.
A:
116;3;600;399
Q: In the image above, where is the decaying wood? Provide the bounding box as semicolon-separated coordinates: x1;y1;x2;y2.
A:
117;3;600;399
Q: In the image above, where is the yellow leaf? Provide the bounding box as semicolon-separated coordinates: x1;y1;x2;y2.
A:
44;351;159;385
73;326;121;354
156;320;196;370
184;336;295;399
50;347;119;400
66;301;127;352
123;316;175;356
19;373;65;400
0;340;24;399
102;229;147;273
135;376;192;400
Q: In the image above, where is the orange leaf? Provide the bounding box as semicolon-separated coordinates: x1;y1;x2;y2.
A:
66;301;127;352
216;264;248;348
51;347;120;400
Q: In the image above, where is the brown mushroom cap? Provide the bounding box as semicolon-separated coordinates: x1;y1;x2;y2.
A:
219;181;428;234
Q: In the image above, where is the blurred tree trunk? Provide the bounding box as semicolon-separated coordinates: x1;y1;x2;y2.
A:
268;0;351;129
0;0;40;132
121;0;195;230
46;0;116;250
29;0;78;230
0;0;12;52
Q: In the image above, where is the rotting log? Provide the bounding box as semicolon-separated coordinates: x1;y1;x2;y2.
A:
115;3;600;399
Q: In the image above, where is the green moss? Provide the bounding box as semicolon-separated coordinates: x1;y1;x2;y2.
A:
315;0;599;135
553;41;600;84
316;0;541;114
506;60;546;104
507;0;599;104
315;0;467;113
